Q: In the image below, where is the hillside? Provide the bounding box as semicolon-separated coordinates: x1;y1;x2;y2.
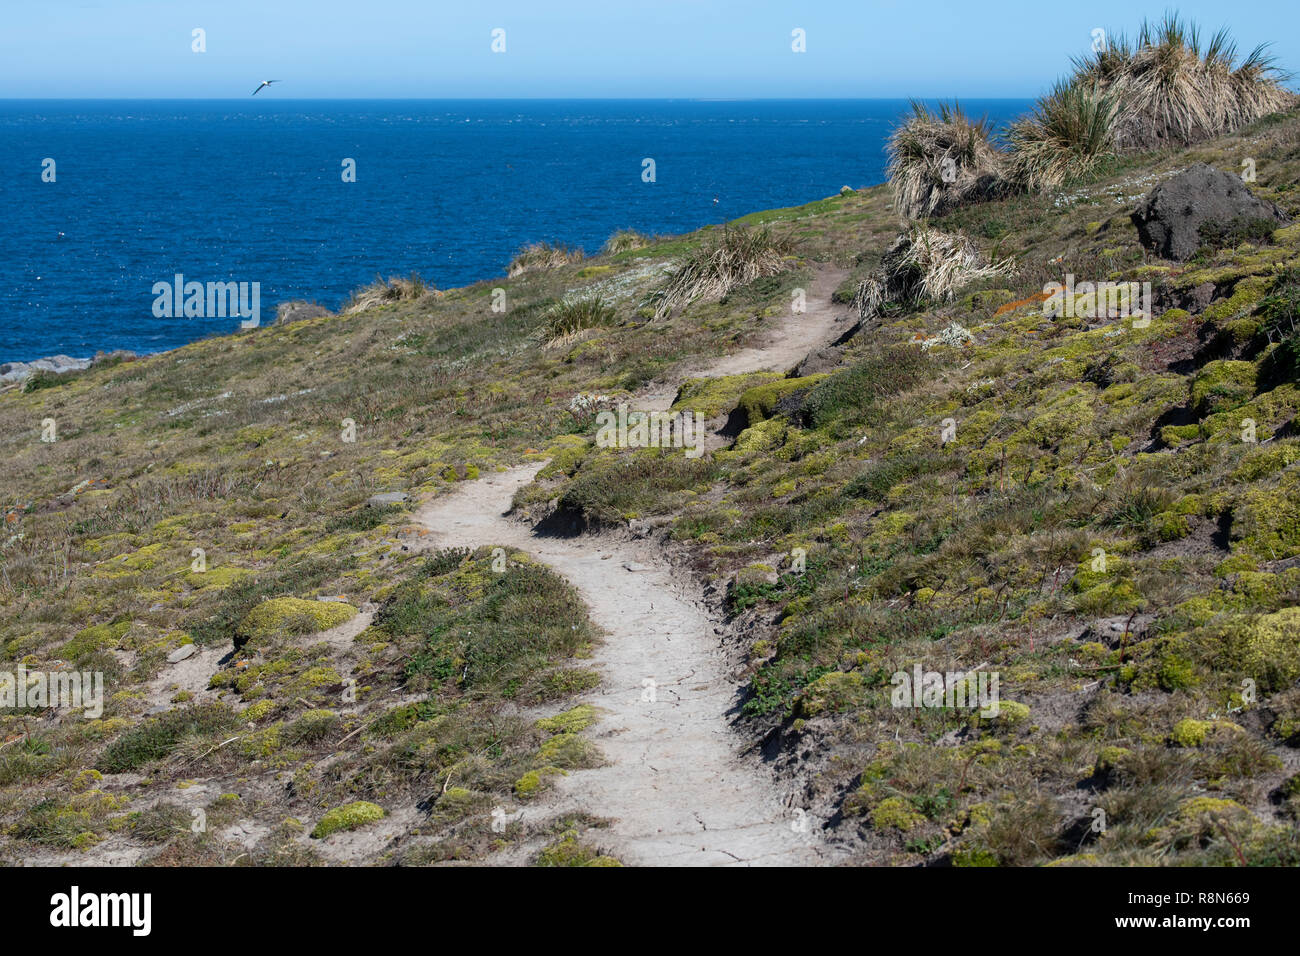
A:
2;107;1300;867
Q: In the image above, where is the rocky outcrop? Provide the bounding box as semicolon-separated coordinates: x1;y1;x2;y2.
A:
0;350;136;385
0;354;91;384
1131;163;1290;261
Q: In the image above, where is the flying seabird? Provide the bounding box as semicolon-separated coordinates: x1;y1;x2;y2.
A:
251;80;281;96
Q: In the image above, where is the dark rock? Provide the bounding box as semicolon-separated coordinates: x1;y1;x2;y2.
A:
1131;164;1290;261
775;386;818;424
1156;281;1217;315
793;346;844;377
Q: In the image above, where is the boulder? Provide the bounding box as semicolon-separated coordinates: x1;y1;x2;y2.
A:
1131;164;1290;261
166;644;197;664
31;354;91;373
366;492;408;507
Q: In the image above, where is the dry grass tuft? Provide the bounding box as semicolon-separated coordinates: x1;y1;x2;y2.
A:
1072;15;1296;149
508;241;585;278
854;227;1014;318
886;101;1007;220
646;226;795;319
343;274;431;314
1007;81;1121;191
542;297;618;347
601;230;650;255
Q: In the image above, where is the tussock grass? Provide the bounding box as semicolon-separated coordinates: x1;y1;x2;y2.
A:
1007;81;1121;191
542;297;617;347
1072;14;1296;149
886;101;1007;220
343;273;431;314
646;226;795;319
508;241;585;278
853;227;1014;318
601;229;650;255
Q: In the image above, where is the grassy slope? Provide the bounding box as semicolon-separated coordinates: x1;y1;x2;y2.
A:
530;111;1300;866
2;110;1299;865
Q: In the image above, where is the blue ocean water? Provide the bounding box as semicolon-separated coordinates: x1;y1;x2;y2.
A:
0;99;1033;363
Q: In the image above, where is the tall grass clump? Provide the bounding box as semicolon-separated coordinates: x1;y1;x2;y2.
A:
343;273;430;314
542;297;617;347
1071;15;1295;149
1007;81;1121;191
646;226;794;319
508;241;585;278
853;228;1013;319
601;229;650;255
886;101;1007;220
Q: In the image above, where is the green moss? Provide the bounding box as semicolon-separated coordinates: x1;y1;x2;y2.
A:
1232;470;1300;560
732;416;789;455
310;800;385;839
1156;653;1200;691
1022;388;1094;448
242;699;275;722
536;704;599;735
514;766;565;798
537;731;600;767
535;829;622;866
536;434;590;479
61;620;130;660
737;374;828;425
951;845;1000;867
1175;796;1251;822
1171;718;1244;747
986;700;1031;725
1154;511;1192;541
1192;360;1257;415
1161;423;1202;446
184;565;253;589
871;796;926;832
671;372;781;419
796;671;867;718
1204;607;1300;692
1231;441;1300;482
236;597;357;647
1203;275;1275;345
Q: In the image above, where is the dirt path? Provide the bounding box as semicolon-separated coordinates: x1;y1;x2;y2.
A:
413;266;853;866
416;466;838;865
640;265;852;411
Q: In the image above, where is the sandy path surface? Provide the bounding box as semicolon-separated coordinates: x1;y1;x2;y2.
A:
413;266;854;866
640;265;851;411
416;466;839;865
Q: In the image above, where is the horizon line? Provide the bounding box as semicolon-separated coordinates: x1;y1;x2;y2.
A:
0;95;1040;102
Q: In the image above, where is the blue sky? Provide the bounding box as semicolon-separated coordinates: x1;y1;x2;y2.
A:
2;1;1296;99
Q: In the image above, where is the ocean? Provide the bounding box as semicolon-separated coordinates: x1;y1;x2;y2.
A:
0;99;1033;363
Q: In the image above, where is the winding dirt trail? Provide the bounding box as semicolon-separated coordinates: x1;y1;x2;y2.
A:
639;265;851;411
414;265;853;866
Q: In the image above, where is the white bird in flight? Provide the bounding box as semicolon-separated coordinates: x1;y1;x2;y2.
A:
251;80;281;96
